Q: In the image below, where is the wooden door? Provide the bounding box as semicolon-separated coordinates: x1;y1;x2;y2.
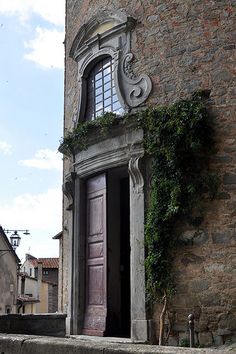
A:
83;173;107;335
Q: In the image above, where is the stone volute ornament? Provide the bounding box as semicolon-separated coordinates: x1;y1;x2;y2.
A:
128;156;144;193
62;172;76;210
69;10;152;122
122;53;152;108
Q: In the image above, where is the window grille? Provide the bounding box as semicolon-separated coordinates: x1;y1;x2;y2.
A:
86;57;123;120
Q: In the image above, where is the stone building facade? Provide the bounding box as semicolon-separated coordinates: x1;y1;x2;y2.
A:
61;0;236;347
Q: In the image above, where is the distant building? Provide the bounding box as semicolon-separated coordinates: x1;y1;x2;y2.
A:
19;255;59;313
17;273;40;314
0;226;20;314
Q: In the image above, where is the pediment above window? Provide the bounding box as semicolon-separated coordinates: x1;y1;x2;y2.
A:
70;11;152;122
69;11;136;61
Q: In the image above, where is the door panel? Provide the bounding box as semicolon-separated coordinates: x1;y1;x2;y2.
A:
83;173;107;336
88;265;104;305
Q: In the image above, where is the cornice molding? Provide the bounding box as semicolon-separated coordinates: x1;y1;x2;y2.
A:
73;130;144;178
70;11;136;61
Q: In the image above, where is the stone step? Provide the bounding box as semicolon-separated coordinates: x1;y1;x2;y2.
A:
0;334;235;354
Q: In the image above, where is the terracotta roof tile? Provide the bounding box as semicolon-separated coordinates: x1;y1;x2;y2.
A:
30;259;38;267
30;258;59;269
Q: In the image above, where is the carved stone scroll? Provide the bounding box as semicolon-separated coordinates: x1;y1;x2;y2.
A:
128;156;144;193
63;172;76;210
121;53;152;108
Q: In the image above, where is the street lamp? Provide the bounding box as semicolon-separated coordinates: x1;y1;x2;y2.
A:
4;229;30;251
10;231;21;250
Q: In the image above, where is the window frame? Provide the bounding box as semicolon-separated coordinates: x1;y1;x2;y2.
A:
85;56;123;120
69;12;152;125
76;51;127;123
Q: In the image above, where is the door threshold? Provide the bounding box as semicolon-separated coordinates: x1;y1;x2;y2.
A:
70;335;132;343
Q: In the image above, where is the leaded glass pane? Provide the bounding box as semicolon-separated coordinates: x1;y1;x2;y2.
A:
86;57;123;120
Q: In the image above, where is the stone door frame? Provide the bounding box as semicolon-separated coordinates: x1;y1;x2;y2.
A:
67;128;151;342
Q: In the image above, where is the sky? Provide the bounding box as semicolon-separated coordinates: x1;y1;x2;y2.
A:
0;0;65;262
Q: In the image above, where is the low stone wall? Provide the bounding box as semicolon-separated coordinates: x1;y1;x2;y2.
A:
0;334;234;354
0;314;66;337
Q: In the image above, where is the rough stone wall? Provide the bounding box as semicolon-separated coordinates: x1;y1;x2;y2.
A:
63;0;236;345
48;284;58;313
42;270;59;312
42;269;58;285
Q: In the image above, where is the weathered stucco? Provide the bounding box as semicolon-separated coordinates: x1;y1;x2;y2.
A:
0;229;19;314
62;0;236;346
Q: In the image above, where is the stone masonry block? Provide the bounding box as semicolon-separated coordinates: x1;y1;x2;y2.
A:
223;173;236;184
212;232;231;244
198;332;213;347
190;280;209;292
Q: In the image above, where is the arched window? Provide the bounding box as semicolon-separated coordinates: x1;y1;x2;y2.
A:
86;57;123;120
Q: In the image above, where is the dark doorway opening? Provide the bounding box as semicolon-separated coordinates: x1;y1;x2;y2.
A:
119;176;130;337
106;168;130;337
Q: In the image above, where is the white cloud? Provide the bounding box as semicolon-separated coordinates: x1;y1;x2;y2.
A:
0;0;65;26
0;188;62;259
24;27;64;69
0;188;62;231
19;149;62;171
0;141;12;155
32;0;65;27
0;1;65;70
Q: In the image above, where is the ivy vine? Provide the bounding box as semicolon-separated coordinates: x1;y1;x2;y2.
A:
59;92;217;306
138;92;218;304
59;112;120;154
